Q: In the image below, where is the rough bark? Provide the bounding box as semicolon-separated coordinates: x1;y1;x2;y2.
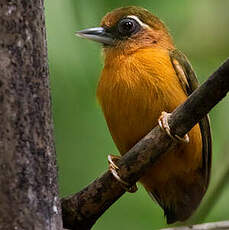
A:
61;59;229;230
0;1;62;229
161;220;229;230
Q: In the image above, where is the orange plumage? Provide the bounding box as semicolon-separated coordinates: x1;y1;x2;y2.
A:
76;6;211;224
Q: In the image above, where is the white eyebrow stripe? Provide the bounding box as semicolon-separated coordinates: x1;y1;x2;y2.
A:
127;15;150;29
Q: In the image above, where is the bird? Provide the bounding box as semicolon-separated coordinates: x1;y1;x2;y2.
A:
76;6;212;224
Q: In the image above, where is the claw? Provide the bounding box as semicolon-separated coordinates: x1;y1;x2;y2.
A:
108;154;138;193
108;154;120;170
158;111;189;143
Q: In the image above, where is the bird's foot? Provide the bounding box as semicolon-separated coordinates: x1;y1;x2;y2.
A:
158;111;189;143
108;154;138;193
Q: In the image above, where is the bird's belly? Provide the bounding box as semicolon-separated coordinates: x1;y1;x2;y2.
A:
97;49;202;190
140;122;202;185
97;47;206;222
107;102;160;155
103;90;202;188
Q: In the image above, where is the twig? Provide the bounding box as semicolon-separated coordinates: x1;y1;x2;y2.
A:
61;59;229;230
160;220;229;230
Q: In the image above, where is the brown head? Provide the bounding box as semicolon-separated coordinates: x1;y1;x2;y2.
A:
76;6;174;54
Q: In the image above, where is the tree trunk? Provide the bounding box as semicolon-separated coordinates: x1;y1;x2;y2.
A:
0;1;62;229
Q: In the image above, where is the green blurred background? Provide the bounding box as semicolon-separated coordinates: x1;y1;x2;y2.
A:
45;1;229;229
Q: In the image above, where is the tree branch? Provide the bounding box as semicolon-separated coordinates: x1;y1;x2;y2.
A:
160;220;229;230
61;59;229;230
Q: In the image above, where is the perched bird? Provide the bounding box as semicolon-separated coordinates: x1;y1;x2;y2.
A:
76;6;212;224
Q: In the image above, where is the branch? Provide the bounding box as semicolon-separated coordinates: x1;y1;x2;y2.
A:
160;220;229;230
61;59;229;230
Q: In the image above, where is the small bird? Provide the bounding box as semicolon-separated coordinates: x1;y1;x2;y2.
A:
76;6;212;224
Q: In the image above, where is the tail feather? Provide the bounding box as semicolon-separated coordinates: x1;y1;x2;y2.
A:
146;176;206;224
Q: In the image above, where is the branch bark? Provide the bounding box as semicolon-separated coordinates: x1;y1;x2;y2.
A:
61;59;229;230
0;1;62;229
160;220;229;230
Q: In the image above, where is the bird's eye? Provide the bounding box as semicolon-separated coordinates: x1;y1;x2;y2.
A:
117;18;140;37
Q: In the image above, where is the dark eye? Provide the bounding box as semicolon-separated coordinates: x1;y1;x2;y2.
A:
117;18;140;37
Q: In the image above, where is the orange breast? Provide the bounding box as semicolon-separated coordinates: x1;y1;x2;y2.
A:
97;47;202;192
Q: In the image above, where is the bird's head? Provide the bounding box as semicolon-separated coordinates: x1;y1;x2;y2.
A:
76;6;174;54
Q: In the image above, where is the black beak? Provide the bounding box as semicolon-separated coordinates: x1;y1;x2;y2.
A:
76;27;114;45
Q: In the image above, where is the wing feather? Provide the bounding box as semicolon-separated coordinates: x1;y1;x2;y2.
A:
169;49;212;188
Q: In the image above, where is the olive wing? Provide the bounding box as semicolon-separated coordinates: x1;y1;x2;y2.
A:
169;49;212;188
